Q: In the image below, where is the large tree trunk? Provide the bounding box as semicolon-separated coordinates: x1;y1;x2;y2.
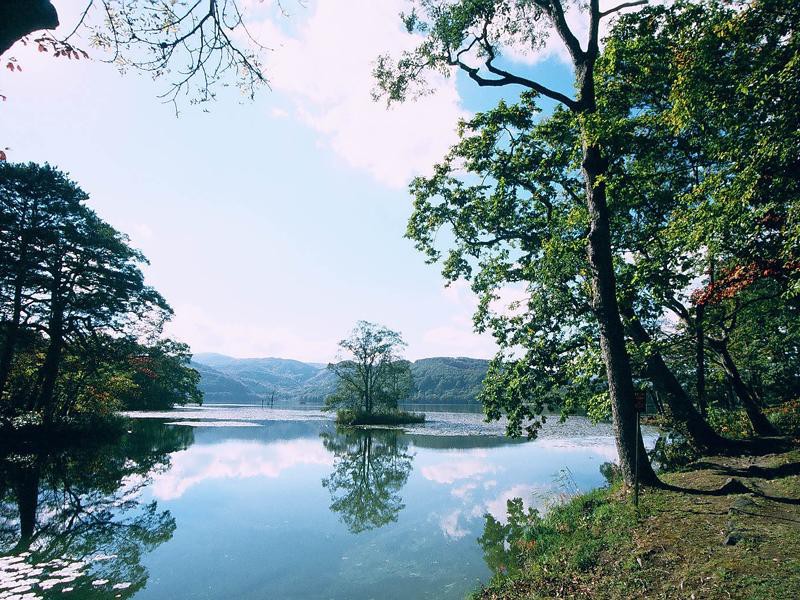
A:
624;313;736;453
582;143;659;487
708;337;778;436
0;0;58;56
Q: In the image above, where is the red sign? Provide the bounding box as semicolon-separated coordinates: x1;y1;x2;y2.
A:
633;391;646;411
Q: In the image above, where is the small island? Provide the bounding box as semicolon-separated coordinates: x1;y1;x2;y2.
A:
324;321;426;427
335;408;425;427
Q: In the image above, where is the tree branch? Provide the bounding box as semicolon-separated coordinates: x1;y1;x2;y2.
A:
599;1;649;19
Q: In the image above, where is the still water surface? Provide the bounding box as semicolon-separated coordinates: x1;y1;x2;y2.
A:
1;407;650;599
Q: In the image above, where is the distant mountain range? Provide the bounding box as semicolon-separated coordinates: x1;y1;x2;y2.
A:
191;353;489;406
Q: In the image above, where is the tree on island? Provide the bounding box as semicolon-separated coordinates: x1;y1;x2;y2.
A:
325;321;414;419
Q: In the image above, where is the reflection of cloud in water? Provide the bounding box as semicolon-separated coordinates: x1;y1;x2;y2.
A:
450;482;478;499
533;437;620;463
436;482;558;541
421;451;499;485
421;459;498;484
164;420;261;427
152;440;332;500
482;484;554;523
439;509;469;540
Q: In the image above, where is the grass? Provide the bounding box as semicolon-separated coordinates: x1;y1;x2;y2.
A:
334;408;425;426
471;447;800;599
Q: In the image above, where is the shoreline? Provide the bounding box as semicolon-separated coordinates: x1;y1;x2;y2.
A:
472;447;800;599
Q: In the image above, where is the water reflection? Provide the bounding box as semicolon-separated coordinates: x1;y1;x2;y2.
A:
321;428;414;533
0;422;193;598
476;461;620;579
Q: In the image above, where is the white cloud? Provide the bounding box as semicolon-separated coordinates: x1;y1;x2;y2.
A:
269;107;290;119
164;303;335;362
249;0;467;188
421;281;497;358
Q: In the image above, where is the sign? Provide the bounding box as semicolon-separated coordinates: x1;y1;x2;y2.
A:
633;391;646;412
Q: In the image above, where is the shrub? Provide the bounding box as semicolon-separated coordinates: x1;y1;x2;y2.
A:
766;399;800;437
335;409;425;426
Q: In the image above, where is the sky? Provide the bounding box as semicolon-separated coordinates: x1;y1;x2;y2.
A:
0;0;628;362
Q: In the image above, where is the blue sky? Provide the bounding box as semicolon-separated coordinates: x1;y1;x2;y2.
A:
0;0;605;362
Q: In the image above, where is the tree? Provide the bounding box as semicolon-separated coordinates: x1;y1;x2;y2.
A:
375;0;659;486
593;0;798;435
325;321;413;416
0;0;271;104
1;162;198;425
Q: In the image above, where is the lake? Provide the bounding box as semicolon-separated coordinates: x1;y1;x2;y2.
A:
0;407;653;599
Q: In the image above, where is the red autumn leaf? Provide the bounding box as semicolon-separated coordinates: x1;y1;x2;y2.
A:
0;150;6;161
5;62;14;72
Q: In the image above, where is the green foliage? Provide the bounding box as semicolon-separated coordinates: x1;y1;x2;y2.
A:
325;321;413;416
706;407;754;440
0;162;201;426
767;399;800;437
476;486;638;593
334;409;425;426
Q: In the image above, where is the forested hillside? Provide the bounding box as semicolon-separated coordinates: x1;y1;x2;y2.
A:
192;354;488;406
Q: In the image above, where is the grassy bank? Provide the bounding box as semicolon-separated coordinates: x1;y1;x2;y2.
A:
473;448;800;600
334;409;425;426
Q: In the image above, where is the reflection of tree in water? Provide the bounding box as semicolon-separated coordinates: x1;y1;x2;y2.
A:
477;498;540;579
0;421;193;598
321;428;413;533
478;463;619;579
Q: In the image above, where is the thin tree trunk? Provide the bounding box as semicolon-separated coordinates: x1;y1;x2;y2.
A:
13;461;39;553
624;314;735;453
34;265;64;424
695;303;707;417
708;338;778;436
